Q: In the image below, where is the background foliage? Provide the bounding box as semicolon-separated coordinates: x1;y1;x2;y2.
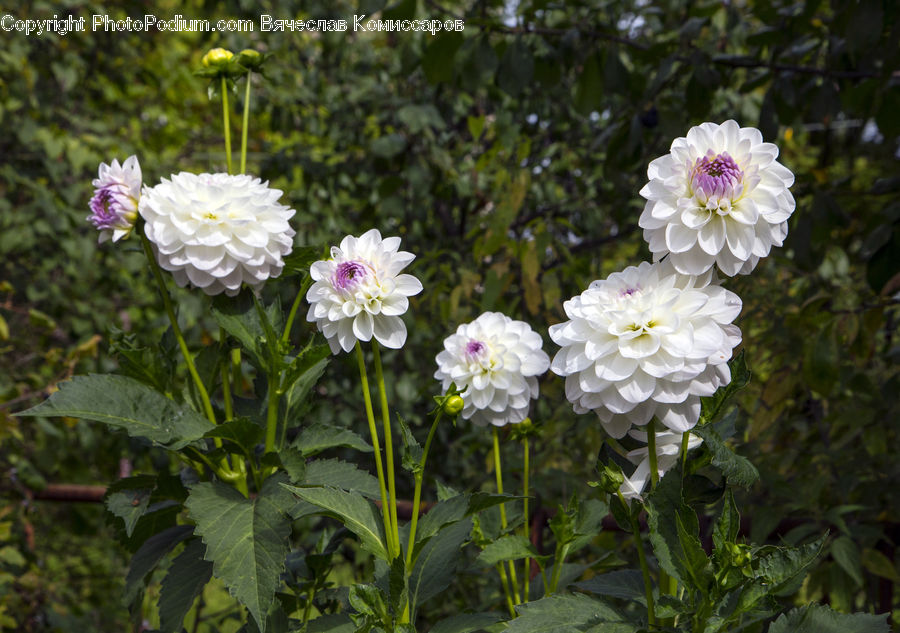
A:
1;0;898;630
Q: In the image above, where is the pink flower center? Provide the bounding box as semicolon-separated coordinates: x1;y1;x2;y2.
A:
465;339;487;359
691;151;743;199
620;286;640;297
333;260;368;290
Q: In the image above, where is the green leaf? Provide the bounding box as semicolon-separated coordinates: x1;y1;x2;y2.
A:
507;593;625;632
693;425;759;487
414;493;522;554
862;548;900;582
105;475;156;538
283;344;330;420
576;569;647;603
306;614;355;633
303;458;381;499
497;39;534;96
646;467;712;593
205;418;265;455
124;525;193;604
396;414;423;474
371;133;407;158
158;538;213;633
282;246;322;277
754;534;827;595
700;351;751;424
293;423;373;456
388;554;407;616
804;320;840;396
422;31;464;84
712;489;741;554
409;517;471;609
282;484;388;560
831;536;864;587
429;613;505;633
574;53;603;115
212;291;281;369
186;475;294;632
768;604;889;633
16;374;215;449
477;534;543;566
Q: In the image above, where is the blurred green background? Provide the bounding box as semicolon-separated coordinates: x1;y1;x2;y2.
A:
1;0;898;630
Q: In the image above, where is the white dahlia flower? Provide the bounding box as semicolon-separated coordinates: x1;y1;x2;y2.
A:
88;156;142;243
306;229;423;354
620;429;703;502
639;120;795;276
549;260;741;438
139;173;296;296
435;312;550;427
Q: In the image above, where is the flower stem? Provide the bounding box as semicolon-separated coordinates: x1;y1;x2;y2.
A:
371;340;401;558
265;377;279;454
221;77;232;174
240;71;251;174
406;410;443;570
282;275;312;345
140;232;216;425
493;427;521;604
680;430;691;474
522;435;530;603
619;490;655;627
301;582;317;632
220;328;234;421
355;342;394;560
647;418;659;489
497;562;517;618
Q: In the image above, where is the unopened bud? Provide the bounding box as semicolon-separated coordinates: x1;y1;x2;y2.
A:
202;47;234;68
443;395;465;416
237;49;264;71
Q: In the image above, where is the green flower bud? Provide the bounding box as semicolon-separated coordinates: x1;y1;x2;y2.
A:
202;47;234;68
591;462;626;494
237;48;264;71
443;395;465;416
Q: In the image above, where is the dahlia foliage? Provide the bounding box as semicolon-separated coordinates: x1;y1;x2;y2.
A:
549;260;742;438
140;172;296;296
639;120;795;277
619;429;703;502
88;156;142;243
306;229;423;354
435;311;549;427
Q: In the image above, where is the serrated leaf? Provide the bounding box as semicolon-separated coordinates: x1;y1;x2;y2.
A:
281;246;321;276
477;534;542;566
768;604;889;633
105;475;156;538
831;536;864;587
124;525;193;604
205;417;265;454
397;414;423;474
409;517;471;609
700;351;751;424
158;538;213;633
293;423;372;456
508;593;625;632
282;484;387;561
693;425;759;487
754;535;827;595
306;614;355;632
862;548;900;582
303;458;380;499
576;569;647;603
429;613;505;633
712;489;740;555
212;291;282;369
16;374;214;449
186;475;294;632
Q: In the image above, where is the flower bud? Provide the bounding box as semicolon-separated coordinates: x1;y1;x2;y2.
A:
202;47;234;68
591;461;626;494
442;395;465;417
237;48;264;71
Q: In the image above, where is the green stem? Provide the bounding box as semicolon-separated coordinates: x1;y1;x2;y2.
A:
619;490;656;627
282;276;312;345
221;76;232;173
140;232;216;425
647;418;659;489
493;427;521;604
406;411;443;569
265;377;279;454
231;348;242;394
522;435;530;603
220;328;234;421
371;340;401;557
496;562;517;619
548;542;571;594
355;342;394;560
680;430;691;474
301;582;317;632
240;71;251;174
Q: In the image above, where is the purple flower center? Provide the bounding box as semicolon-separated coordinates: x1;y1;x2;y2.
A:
691;151;743;199
333;260;368;290
620;287;640;297
465;340;486;358
89;186;124;229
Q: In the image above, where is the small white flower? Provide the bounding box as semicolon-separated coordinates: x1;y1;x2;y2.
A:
619;429;703;502
306;229;423;354
639;120;795;276
88;156;142;243
549;260;741;438
435;312;550;427
140;173;296;296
